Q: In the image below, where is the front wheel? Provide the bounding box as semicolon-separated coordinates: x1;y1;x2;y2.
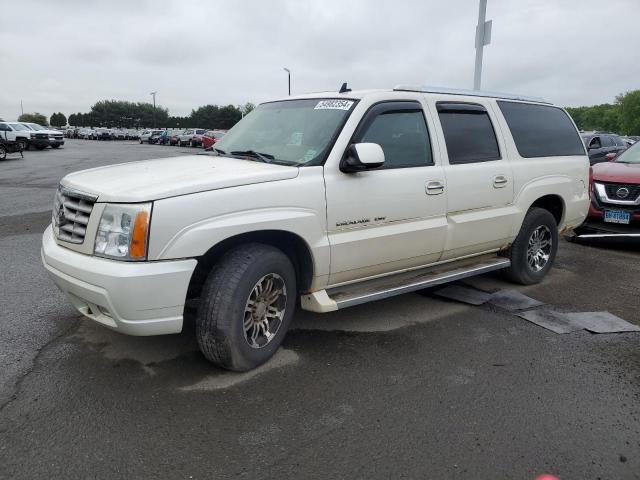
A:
196;243;297;371
17;139;28;151
503;207;558;285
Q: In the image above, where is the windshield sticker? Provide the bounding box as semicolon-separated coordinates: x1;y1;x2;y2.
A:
288;132;303;146
314;100;354;111
303;149;317;161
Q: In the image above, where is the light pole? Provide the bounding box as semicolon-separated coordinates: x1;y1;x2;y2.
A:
473;0;492;90
150;91;157;127
283;68;290;96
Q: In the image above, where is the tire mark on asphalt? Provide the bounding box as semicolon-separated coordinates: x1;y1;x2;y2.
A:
0;211;51;238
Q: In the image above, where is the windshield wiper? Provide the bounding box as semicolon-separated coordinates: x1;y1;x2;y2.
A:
231;150;274;163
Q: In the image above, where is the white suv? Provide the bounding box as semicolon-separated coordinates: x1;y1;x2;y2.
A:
42;86;589;371
178;128;206;147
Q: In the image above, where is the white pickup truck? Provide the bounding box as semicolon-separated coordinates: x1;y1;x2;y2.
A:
42;86;590;371
0;121;50;150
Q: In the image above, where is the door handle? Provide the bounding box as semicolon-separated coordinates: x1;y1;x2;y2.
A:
493;175;508;188
426;181;445;195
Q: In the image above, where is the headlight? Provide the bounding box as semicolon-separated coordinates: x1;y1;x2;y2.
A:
94;203;151;261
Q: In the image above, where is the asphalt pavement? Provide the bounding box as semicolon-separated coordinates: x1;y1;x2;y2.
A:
1;140;639;479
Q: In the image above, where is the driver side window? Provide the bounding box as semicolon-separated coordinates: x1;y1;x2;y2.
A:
589;137;602;149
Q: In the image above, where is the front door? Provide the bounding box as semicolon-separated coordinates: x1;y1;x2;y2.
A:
324;101;447;285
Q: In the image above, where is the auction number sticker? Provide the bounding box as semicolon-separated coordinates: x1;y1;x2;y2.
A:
314;100;354;110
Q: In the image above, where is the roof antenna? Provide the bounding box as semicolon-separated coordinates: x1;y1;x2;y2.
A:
339;82;351;93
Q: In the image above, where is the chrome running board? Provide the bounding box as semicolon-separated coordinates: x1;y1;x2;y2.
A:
301;255;510;312
577;233;640;239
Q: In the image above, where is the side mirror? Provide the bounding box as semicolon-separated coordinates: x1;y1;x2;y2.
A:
340;143;385;173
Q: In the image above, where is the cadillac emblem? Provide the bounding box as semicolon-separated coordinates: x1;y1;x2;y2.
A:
57;204;65;225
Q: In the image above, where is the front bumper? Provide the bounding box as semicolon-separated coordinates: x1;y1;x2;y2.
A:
573;220;640;239
41;226;197;335
30;138;50;148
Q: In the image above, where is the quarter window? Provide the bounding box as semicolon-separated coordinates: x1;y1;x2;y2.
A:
356;107;433;168
497;101;585;157
437;103;501;164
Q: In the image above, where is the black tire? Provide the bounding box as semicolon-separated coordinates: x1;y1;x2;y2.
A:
51;145;60;149
0;145;6;160
503;207;559;285
17;139;28;151
196;243;297;371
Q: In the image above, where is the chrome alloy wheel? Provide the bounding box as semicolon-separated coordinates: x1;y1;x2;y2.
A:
527;225;552;272
243;273;287;349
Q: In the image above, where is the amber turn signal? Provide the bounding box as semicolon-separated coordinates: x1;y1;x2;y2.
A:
129;210;149;258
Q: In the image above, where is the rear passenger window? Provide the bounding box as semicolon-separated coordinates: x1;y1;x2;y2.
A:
357;109;433;168
497;101;585;158
436;103;501;164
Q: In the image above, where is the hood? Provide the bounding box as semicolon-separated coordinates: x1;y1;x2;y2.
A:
592;161;640;184
61;155;299;202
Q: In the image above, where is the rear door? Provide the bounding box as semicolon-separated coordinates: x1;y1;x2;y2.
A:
432;100;515;259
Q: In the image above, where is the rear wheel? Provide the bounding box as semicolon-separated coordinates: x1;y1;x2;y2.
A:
196;243;296;371
503;207;558;285
0;145;6;160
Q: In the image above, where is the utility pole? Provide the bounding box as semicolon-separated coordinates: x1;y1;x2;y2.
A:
20;100;24;116
150;91;157;127
473;0;492;90
283;68;291;96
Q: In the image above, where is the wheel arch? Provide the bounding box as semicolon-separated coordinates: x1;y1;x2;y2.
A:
529;194;565;225
186;230;315;301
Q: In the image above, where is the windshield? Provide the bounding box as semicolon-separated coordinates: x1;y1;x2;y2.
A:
214;98;356;165
615;141;640;163
26;123;46;131
9;123;30;131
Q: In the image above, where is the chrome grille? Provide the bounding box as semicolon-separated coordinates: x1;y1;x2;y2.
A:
604;183;640;201
52;185;97;244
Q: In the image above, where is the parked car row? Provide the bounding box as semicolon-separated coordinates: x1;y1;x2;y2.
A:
0;121;65;151
70;128;141;140
64;127;227;149
138;128;227;149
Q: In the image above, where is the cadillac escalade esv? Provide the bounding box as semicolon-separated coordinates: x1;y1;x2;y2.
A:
42;86;590;371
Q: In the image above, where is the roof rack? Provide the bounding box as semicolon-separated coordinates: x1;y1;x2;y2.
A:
393;85;550;104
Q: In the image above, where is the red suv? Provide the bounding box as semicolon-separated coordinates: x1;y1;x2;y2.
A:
574;141;640;239
202;130;227;150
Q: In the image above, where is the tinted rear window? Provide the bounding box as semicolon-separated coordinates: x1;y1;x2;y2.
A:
437;103;501;164
497;101;584;158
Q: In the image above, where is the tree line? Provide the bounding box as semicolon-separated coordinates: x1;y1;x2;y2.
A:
565;89;640;135
64;100;255;130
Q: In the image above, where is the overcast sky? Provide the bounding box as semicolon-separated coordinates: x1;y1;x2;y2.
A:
1;0;639;121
